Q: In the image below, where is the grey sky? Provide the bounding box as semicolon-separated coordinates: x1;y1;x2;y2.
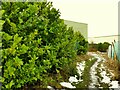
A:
47;0;119;37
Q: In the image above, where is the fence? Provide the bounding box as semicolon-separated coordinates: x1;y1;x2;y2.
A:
107;40;120;61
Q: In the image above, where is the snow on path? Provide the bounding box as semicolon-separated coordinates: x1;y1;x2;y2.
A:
60;60;86;88
109;81;120;88
47;52;120;89
88;52;102;88
69;75;79;83
76;61;85;81
47;86;55;90
88;52;120;89
101;63;120;89
60;82;76;88
100;63;111;84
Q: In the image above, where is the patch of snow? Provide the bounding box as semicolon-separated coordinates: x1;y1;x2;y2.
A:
101;76;110;83
76;61;85;75
100;64;112;85
101;71;111;83
60;60;86;88
100;64;104;68
60;82;76;88
47;86;55;90
99;87;103;89
88;52;120;89
77;61;85;71
89;53;102;88
69;75;78;83
109;81;119;88
89;58;92;61
76;61;85;81
96;56;120;89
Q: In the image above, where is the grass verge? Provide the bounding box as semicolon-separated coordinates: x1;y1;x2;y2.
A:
21;54;95;89
95;61;110;89
73;57;97;88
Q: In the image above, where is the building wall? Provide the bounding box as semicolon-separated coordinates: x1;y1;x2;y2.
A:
88;35;120;44
64;20;88;40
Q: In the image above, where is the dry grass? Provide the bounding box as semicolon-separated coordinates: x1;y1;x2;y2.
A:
101;52;120;80
76;53;93;62
91;51;120;81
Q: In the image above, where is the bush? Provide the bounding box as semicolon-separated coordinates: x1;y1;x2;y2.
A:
89;42;110;52
1;2;88;89
75;32;88;55
97;42;110;52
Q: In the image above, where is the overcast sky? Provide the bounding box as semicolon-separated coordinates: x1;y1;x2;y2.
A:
47;0;119;37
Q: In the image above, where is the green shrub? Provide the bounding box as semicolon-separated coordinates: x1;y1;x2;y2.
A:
73;30;88;55
97;42;110;52
1;2;88;89
89;42;110;52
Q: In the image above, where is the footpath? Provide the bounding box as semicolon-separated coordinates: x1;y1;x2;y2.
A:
47;52;120;89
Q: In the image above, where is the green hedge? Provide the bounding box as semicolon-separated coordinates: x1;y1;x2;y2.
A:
97;42;110;52
1;2;88;89
89;42;110;52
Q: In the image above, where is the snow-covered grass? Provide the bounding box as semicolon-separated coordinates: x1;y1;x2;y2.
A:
76;61;85;80
75;56;96;88
60;82;76;88
100;64;120;88
100;68;111;84
89;52;120;89
69;75;79;83
89;53;102;88
47;52;120;89
109;81;119;88
47;86;54;90
100;59;120;88
89;53;110;88
59;60;86;88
